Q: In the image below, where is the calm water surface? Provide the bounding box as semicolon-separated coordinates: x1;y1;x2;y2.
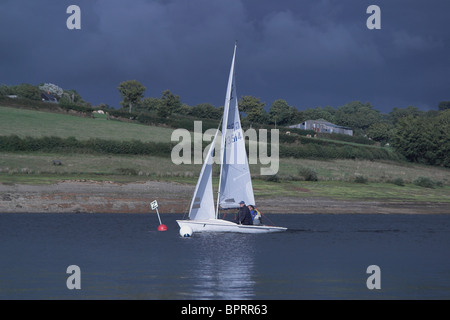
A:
0;213;449;299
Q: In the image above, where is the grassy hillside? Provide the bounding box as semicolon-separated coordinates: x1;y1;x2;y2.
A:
1;105;449;204
0;105;400;161
0;106;174;143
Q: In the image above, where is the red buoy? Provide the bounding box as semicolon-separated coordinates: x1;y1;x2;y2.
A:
157;224;168;232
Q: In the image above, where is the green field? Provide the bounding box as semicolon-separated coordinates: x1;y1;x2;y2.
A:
0;106;174;143
1;105;449;203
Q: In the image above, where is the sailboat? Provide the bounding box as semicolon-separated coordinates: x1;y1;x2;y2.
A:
176;44;287;234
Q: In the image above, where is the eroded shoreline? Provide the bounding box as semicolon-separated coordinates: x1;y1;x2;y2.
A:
1;180;449;214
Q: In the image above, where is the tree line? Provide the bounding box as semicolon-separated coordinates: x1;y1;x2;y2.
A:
117;80;449;167
2;81;449;167
0;83;89;107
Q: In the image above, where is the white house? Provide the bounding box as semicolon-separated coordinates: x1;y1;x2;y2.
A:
289;119;353;136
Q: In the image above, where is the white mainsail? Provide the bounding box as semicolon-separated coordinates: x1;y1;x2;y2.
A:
218;44;255;210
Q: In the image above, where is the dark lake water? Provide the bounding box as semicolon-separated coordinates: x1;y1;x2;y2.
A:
0;213;449;300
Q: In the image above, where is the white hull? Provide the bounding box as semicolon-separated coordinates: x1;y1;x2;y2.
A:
177;219;287;234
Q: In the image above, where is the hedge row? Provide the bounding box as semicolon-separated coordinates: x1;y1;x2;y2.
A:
0;135;172;157
136;112;219;132
0;135;403;161
279;142;403;161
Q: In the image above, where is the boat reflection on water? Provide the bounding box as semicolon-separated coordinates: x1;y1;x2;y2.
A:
188;233;256;299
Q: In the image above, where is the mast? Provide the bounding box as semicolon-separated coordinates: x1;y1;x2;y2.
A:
216;43;237;219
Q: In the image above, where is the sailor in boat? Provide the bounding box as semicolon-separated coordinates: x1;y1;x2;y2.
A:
236;201;253;225
248;205;262;225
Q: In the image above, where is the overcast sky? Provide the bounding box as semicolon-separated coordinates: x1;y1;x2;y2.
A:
1;0;449;113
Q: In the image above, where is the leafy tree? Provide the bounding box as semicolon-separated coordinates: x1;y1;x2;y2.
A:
14;83;41;100
393;110;450;167
392;115;422;162
177;104;193;116
289;107;304;125
302;106;335;123
59;89;88;107
140;97;162;113
438;101;450;111
192;103;221;119
323;105;336;117
118;80;146;113
269;99;295;127
432;109;450;167
238;96;268;124
157;89;181;118
388;106;422;125
366;122;394;144
334;101;381;130
0;85;10;96
63;89;84;104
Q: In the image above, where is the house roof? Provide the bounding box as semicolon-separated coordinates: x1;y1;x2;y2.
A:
305;119;352;130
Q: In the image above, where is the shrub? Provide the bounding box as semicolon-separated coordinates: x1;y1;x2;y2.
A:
391;177;405;186
264;174;280;183
354;176;368;183
413;177;436;189
116;168;138;176
298;167;318;181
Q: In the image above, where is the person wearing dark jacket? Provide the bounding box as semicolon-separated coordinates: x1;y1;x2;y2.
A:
236;201;253;225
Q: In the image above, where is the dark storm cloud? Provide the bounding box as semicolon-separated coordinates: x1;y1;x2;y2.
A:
1;0;449;112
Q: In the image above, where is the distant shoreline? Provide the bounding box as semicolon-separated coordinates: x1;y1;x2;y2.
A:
1;180;449;215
